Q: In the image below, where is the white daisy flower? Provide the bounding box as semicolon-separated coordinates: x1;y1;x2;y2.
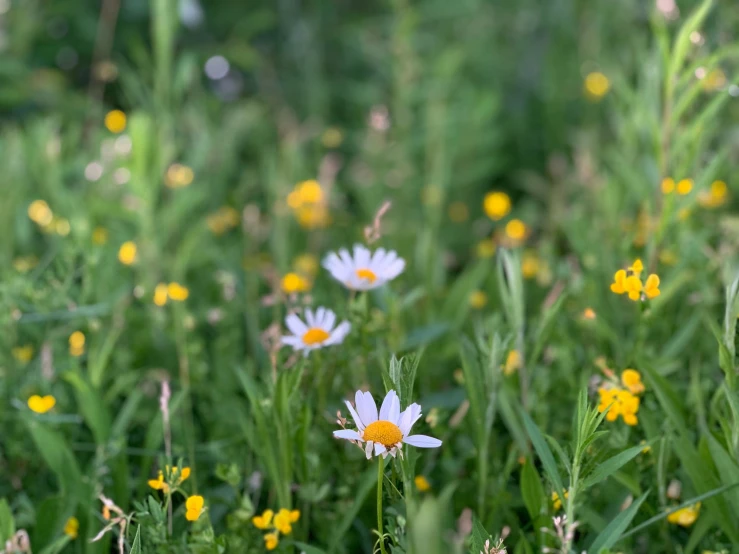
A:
281;307;351;355
323;244;405;291
333;390;442;459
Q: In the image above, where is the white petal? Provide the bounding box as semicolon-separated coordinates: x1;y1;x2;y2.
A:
370;248;387;269
281;336;303;347
379;390;400;423
305;308;316;328
338;248;354;270
398;403;422;436
374;443;387;456
356;391;378;425
345;400;365;431
354;244;371;268
314;307;326;328
325;321;351;345
365;441;374;459
285;314;307;336
323;309;336;331
333;429;362;441
403;435;442;448
384;257;405;280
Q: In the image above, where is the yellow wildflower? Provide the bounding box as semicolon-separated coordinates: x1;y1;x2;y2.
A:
643;274;660;299
273;508;299;535
698;180;728;208
92;227;109;245
582;308;596;320
63;517;79;539
293;253;319;277
629;259;644;275
476;239;496;258
185;495;204;522
252;509;274;530
661;178;675;194
28;200;54;226
448;201;469;223
288;180;323;207
504;350;521;376
165;163;195;188
676;179;693;195
483;192;511;221
552;490;569;511
153;283;169;306
505;219;527;242
610;270;642;301
281;273;311;295
264;533;279;550
667;503;701;527
27;395;56;414
118;241;137;265
207;206;240;235
53;218;71;236
296;205;331;229
148;466;191;493
584;72;610;100
167;282;189;301
104;110;127;133
621;369;645;395
69;331;85;357
12;345;34;364
469;290;488;309
415;476;431;492
597;387;640;426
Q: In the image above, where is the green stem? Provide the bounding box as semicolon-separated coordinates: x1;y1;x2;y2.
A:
377;456;387;554
563;457;580;552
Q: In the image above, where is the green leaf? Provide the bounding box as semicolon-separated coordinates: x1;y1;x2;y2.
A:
130;525;142;554
520;460;544;520
705;434;739;515
520;409;565;501
0;498;14;543
26;421;82;499
63;371;111;444
581;443;651;490
588;491;648;554
667;0;713;87
388;352;421;408
639;363;687;434
469;515;494;553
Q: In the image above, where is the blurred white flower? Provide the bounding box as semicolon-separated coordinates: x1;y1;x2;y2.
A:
281;307;350;355
323;244;405;291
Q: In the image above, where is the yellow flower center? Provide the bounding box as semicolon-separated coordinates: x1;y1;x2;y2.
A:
355;268;377;283
363;420;403;447
302;328;330;345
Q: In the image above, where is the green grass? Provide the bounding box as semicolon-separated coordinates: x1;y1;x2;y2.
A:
2;0;739;552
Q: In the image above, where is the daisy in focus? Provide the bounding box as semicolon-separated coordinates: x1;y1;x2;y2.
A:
334;389;442;459
323;244;405;291
281;308;351;355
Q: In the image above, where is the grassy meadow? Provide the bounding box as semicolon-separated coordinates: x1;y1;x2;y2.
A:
3;0;739;552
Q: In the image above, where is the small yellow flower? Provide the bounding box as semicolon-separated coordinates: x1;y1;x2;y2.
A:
252;509;274;530
273;508;299;535
69;331;85;357
28;200;54;226
621;369;645;395
281;272;311;295
667;503;701;527
469;290;488;310
167;282;189;301
483;192;511;221
584;72;610;100
165;163;195;188
521;251;540;279
288;180;323;207
476;239;496;258
322;127;343;148
698;180;729;208
293;253;319;277
661;178;675;194
296;205;331;229
104;110;127;133
153;283;169;306
448;201;469;223
582;308;596;320
610;270;641;300
63;517;79;539
264;533;279;551
552;490;569;511
28;395;56;414
676;179;693;195
118;241;137;265
629;259;644;276
92;227;109;245
415;475;431;492
12;345;34;364
643;274;660;299
148;466;190;492
505;219;527;242
53;218;71;236
207;206;240;235
598;387;640;425
185;495;204;522
504;350;521;376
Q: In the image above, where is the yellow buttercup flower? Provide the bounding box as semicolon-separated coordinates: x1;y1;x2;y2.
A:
676;179;693;195
667;503;701;527
28;395;56;414
296;205;331;229
281;272;311;295
167;282;189;301
288;180;324;208
468;290;488;309
12;345;34;364
505;219;527;242
104;110;127;133
552;490;569;511
584;72;610;100
118;241;137;265
64;517;79;539
504;350;521;376
185;495;204;522
483;192;511;221
621;369;645;395
252;509;274;530
264;533;279;550
154;283;169;306
661;178;675;194
69;331;85;357
28;200;54;226
415;475;431;492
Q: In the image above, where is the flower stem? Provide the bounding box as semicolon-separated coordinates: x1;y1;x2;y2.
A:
377;456;387;554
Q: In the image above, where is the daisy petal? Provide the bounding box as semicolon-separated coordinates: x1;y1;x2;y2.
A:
323;309;336;331
403;434;442;448
305;308;316;328
285;314;307;336
379;390;397;421
357;391;378;425
374;443;387;456
325;321;351;345
345;400;365;430
398;403;422;435
333;429;362;441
